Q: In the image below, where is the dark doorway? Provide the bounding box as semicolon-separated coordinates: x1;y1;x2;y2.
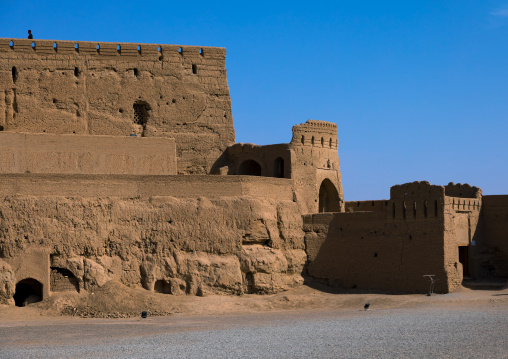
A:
458;246;470;277
273;157;284;178
238;160;261;176
318;179;341;213
154;279;171;294
13;278;43;307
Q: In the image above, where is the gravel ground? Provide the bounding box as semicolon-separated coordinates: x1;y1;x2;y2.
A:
1;306;507;359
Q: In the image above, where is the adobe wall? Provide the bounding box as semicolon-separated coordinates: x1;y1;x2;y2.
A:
439;182;482;287
0;174;294;200
290;120;344;214
304;209;448;293
0;38;235;174
345;200;389;212
0;195;306;298
443;195;482;286
217;143;292;178
479;195;508;278
304;182;481;293
445;182;482;198
0;132;177;175
3;247;50;300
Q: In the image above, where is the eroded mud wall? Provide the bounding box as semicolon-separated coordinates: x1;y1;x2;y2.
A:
304;209;448;293
0;195;306;300
0;39;235;174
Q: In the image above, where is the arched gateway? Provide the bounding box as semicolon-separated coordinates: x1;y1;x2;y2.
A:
319;179;341;213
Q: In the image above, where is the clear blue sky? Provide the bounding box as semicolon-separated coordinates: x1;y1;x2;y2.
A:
2;1;507;200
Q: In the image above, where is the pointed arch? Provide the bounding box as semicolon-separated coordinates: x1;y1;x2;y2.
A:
318;179;341;213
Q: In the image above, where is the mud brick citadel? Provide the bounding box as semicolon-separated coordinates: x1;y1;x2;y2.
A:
0;38;506;306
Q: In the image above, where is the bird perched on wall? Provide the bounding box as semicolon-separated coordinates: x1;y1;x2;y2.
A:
28;30;33;39
364;303;370;310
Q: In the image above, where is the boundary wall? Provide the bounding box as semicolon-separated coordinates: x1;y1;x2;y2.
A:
345;200;388;212
0;174;294;200
304;209;449;293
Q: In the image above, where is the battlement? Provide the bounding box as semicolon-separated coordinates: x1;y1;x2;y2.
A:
345;197;444;220
304;120;337;129
290;119;338;149
390;181;445;200
445;182;482;199
0;38;226;60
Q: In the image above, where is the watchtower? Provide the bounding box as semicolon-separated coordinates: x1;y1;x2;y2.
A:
290;120;344;214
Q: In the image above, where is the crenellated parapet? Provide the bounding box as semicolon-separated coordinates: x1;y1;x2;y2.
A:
386;181;482;220
342;181;483;221
445;182;482;199
389;181;445;220
290;119;338;149
0;39;226;61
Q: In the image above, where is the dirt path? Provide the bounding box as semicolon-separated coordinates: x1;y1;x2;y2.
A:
1;286;507;359
1;281;507;323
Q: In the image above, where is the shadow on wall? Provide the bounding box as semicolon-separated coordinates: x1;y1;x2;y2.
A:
238;160;261;176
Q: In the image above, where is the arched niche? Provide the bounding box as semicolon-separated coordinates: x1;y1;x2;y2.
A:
50;267;79;293
154;279;171;294
13;278;43;307
319;179;341;213
273;157;284;178
238;160;262;176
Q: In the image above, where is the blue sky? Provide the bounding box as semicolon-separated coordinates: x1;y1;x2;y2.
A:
1;1;507;200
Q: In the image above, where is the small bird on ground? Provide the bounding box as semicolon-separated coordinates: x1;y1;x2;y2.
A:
364;303;370;310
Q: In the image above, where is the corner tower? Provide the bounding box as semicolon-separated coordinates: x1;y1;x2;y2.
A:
290;120;345;214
